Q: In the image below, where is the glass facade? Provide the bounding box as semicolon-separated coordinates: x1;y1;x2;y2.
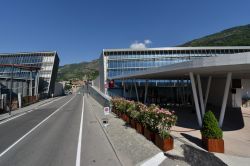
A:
104;48;250;78
0;52;59;95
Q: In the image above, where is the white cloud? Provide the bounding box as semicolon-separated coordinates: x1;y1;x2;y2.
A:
144;39;152;44
130;39;152;49
130;41;146;49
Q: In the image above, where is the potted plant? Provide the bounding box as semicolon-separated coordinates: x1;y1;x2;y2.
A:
155;108;177;151
111;97;119;115
127;102;137;128
116;98;127;119
201;111;224;153
134;102;147;134
129;109;139;128
142;104;159;142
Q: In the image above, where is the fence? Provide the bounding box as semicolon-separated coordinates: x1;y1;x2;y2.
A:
89;85;111;107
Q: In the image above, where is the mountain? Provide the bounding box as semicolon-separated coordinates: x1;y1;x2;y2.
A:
180;24;250;46
57;24;250;81
57;59;99;81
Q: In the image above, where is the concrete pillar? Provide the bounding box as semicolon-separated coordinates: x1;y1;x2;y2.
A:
204;76;212;110
144;80;148;104
197;74;205;117
189;72;202;127
13;81;18;94
134;79;139;102
23;81;28;97
2;94;7;111
219;72;232;127
34;71;39;96
29;71;33;96
123;79;126;98
18;93;22;108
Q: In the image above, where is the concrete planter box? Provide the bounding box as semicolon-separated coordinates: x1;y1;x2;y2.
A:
136;122;144;135
155;134;174;151
144;127;156;143
202;137;224;153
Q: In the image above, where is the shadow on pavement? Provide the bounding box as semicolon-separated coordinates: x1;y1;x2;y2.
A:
165;144;227;166
180;133;203;149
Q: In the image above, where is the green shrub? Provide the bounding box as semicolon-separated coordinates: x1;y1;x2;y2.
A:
201;111;223;139
126;100;136;116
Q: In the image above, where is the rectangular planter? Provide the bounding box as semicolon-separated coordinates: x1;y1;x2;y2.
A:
155;134;174;151
202;137;224;153
112;109;117;115
144;127;156;143
117;112;122;118
136;122;144;135
122;114;129;123
130;119;136;129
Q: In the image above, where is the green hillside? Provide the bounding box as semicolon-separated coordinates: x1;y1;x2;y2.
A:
180;24;250;46
57;59;99;81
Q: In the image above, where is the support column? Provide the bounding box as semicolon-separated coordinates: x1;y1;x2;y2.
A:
134;79;139;102
189;72;202;127
144;79;148;104
123;79;126;98
29;71;33;96
204;76;212;110
129;80;132;98
34;71;38;96
197;74;205;117
219;72;232;127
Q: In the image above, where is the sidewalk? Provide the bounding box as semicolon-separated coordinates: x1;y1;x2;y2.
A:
86;95;189;166
0;96;65;122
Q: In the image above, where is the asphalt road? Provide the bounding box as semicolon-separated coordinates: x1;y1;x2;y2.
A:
0;91;120;166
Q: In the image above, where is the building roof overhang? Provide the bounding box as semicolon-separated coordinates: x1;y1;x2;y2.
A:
103;46;250;52
109;52;250;80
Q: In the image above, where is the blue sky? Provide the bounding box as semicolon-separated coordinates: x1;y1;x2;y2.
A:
0;0;250;65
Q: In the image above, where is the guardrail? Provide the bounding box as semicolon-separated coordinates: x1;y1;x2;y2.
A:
89;86;111;107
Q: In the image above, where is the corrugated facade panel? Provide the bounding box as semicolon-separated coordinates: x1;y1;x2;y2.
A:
0;52;59;96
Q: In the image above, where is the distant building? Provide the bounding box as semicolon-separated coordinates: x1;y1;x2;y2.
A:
0;51;59;97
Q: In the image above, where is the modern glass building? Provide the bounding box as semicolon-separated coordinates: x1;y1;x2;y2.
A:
97;47;250;97
0;51;59;97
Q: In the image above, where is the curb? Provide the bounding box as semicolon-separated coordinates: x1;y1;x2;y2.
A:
0;96;64;123
86;94;124;166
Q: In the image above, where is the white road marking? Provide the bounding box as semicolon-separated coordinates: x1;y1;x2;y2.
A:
0;96;66;126
76;96;85;166
0;95;76;158
0;112;29;125
140;152;166;166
